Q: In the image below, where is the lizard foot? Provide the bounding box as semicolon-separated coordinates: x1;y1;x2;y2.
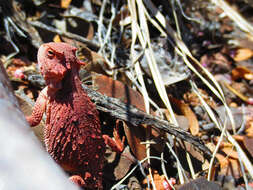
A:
103;120;125;153
69;175;85;186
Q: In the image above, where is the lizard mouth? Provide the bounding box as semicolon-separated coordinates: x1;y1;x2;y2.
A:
47;79;62;91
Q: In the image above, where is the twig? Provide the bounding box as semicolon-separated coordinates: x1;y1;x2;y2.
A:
4;17;22;60
29;20;100;50
82;84;213;159
98;0;107;51
26;75;213;162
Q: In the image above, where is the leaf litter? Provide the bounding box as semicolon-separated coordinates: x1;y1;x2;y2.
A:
0;0;253;189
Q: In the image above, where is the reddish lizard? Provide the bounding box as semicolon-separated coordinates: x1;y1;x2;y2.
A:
26;42;123;189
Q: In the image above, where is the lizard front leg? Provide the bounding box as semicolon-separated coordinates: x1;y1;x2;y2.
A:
103;120;125;153
26;87;48;127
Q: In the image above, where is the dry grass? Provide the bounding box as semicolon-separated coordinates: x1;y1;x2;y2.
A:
97;0;253;188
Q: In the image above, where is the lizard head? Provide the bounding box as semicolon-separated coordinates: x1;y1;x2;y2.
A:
37;42;85;92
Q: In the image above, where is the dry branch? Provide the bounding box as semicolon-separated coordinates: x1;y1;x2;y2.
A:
82;84;213;159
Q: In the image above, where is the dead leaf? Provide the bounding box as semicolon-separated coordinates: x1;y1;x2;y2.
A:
246;121;253;137
184;89;217;108
163;108;189;131
175;115;189;131
178;140;205;163
142;170;174;190
232;66;253;80
228;158;242;179
112;5;130;26
216;153;229;175
232;135;244;142
200;52;232;74
215;106;244;131
215;149;242;178
79;48;110;75
233;48;253;62
53;35;62;43
170;97;199;136
92;73;164;161
205;142;216;152
104;146;134;180
61;0;72;9
86;23;94;40
177;177;222;190
114;147;134;180
12;58;30;66
242;136;253;158
78;46;93;65
220;147;238;159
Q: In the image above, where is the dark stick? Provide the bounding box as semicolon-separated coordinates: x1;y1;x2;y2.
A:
29;21;100;50
26;72;213;159
82;84;213;159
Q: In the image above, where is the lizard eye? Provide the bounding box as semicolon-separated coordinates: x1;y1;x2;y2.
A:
47;50;55;59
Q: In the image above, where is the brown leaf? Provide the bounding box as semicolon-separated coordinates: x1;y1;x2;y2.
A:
170;97;199;135
216;106;244;131
61;0;72;9
92;73;164;161
246;122;253;137
220;147;239;159
232;66;253;80
232;134;244;142
79;48;110;75
177;177;222;190
86;23;94;40
228;158;242;179
178;141;205;163
200;52;232;73
216;153;229;175
104;146;134;180
112;5;130;26
242;136;253;158
184;89;217;108
12;58;30;66
233;48;253;62
113;147;134;180
142;170;173;190
53;35;62;43
216;151;242;178
163;108;189;131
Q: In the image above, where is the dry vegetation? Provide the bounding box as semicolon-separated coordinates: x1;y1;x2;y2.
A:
1;0;253;189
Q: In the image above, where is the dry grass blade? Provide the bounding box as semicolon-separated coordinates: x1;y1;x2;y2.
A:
237;147;249;190
131;0;187;185
191;81;224;180
211;0;253;35
29;21;99;49
127;1;156;188
97;0;119;75
135;0;178;125
143;0;236;135
141;0;253;184
191;82;253;179
4;0;253;189
111;156;167;190
227;133;253;179
169;1;197;180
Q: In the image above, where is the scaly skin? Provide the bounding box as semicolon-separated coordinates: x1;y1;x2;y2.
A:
26;42;106;189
